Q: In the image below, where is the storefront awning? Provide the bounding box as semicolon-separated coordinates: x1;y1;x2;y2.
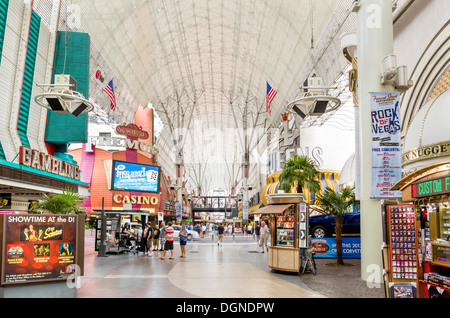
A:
251;204;293;215
261;170;340;206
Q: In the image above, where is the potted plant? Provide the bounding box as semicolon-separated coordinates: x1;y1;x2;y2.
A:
29;188;87;215
279;155;321;194
314;186;356;266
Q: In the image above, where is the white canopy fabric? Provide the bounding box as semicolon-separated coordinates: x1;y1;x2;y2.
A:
57;0;355;192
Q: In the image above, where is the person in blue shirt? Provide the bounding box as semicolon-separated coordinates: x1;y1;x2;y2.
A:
179;224;188;258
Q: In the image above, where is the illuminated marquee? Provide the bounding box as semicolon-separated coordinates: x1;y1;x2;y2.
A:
411;176;450;198
113;194;159;205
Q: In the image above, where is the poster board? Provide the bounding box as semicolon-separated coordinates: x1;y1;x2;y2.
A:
1;214;78;285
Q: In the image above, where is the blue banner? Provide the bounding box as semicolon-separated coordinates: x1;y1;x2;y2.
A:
311;237;361;258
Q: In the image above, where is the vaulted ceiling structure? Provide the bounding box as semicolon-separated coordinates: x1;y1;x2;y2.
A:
66;0;356;193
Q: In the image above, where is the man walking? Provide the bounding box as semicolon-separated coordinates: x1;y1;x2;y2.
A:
217;223;225;246
161;221;174;260
259;221;270;253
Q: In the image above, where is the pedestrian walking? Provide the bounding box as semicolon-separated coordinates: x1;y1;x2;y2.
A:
153;224;160;251
217;223;224;246
179;224;188;258
146;222;154;256
159;221;166;251
161;221;174;260
141;223;149;254
255;222;261;244
211;225;216;242
259;221;270;253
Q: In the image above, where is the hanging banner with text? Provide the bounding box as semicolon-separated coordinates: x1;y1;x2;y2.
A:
371;92;402;198
1;215;78;285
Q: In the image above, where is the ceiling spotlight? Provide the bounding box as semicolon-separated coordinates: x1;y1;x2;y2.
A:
286;77;341;121
34;75;94;117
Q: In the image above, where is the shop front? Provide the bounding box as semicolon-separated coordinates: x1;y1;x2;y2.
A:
386;89;450;298
253;193;308;273
389;162;450;298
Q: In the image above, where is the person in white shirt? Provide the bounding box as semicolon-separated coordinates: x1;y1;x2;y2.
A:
247;223;253;235
259;221;270;253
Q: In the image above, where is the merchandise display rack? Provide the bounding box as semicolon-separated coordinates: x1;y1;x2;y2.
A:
386;204;420;284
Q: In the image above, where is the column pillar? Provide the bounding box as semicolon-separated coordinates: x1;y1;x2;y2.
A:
355;0;396;282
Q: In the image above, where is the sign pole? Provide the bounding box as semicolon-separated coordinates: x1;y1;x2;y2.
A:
98;197;107;257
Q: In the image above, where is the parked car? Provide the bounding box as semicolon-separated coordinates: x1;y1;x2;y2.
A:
309;209;360;238
172;225;200;241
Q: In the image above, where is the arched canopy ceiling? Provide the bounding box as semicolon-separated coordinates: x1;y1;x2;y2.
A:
68;0;353;192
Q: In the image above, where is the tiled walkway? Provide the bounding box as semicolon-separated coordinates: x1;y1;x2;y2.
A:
78;233;385;298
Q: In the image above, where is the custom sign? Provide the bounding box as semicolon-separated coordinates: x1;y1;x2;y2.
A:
1;214;78;285
411;176;450;198
19;146;81;181
370;92;402;198
111;160;161;193
115;123;150;140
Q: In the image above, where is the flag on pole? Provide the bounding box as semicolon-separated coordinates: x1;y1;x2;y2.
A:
266;82;277;116
103;80;117;111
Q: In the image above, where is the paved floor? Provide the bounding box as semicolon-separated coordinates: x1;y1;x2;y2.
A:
78;233;385;299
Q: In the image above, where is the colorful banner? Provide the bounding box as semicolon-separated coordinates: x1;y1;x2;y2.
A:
370;92;402;198
312;237;361;258
2;215;78;285
112;160;161;193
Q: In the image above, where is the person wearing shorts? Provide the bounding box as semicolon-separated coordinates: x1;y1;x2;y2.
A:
259;221;270;253
179;224;188;258
153;224;160;251
217;224;224;246
161;221;174;260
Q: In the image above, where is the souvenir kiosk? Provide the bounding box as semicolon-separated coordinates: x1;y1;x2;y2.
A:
94;210;149;254
255;193;308;273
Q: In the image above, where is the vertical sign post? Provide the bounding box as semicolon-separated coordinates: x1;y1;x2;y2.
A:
98;197;107;257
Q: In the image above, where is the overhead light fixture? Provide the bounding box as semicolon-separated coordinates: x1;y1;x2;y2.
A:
35;75;94;117
286;77;341;121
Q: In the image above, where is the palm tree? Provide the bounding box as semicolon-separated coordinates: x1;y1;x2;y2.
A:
29;188;87;215
315;186;355;266
279;155;321;194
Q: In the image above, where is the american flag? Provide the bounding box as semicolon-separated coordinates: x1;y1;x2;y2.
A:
103;80;117;111
266;82;277;116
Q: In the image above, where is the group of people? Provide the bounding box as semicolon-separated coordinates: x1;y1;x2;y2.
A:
139;221;189;259
211;221;271;253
